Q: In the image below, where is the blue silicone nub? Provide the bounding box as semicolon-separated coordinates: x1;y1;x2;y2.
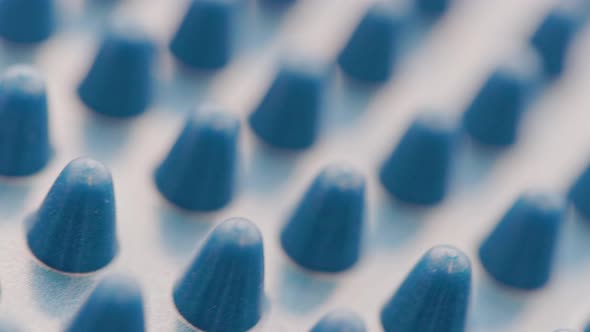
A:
27;157;118;273
415;0;452;19
65;275;145;332
78;24;156;117
310;310;367;332
569;163;590;219
337;3;401;83
249;61;325;150
379;113;455;205
530;9;580;79
381;245;472;332
0;0;55;43
281;165;365;272
155;110;239;212
173;218;264;332
0;66;52;176
479;192;565;290
170;0;235;69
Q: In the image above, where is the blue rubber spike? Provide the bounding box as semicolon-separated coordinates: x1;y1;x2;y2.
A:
155;109;239;211
337;3;401;83
26;157;118;273
380;245;472;332
310;310;367;332
249;61;326;150
170;0;236;69
0;66;52;176
379;113;456;205
415;0;451;19
479;192;565;290
173;218;264;332
462;52;539;147
78;23;156;117
568;163;590;219
0;0;55;43
530;7;582;79
65;275;145;332
281;165;365;272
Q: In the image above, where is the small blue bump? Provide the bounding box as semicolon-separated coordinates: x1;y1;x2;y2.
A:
65;275;145;332
530;8;581;79
415;0;452;19
27;157;118;273
78;23;156;117
173;218;264;332
281;165;365;272
155;109;240;211
249;61;326;150
569;163;590;219
479;192;565;289
0;0;55;43
379;113;456;205
170;0;236;69
381;245;471;332
337;3;401;83
0;66;52;176
310;310;366;332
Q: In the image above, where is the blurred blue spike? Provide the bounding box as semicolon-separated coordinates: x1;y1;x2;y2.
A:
379;113;456;205
415;0;452;19
170;0;236;69
155;109;240;211
173;218;264;332
0;66;52;176
337;3;401;83
249;60;326;150
310;310;367;332
27;157;118;273
479;192;565;289
66;275;145;332
381;245;471;332
569;163;590;219
78;23;156;117
0;0;55;43
281;165;365;272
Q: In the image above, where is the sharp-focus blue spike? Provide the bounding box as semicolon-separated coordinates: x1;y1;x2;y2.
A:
27;157;118;273
173;218;264;332
381;245;471;332
310;310;366;332
0;0;55;43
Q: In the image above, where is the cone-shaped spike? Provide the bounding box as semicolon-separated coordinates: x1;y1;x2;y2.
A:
249;61;326;150
379;113;456;205
281;165;365;272
173;218;264;332
479;192;565;289
310;310;366;332
78;23;156;117
27;157;118;273
568;163;590;219
381;245;471;332
0;0;55;43
155;109;239;211
415;0;452;19
0;66;52;176
65;275;145;332
170;0;236;69
337;3;401;83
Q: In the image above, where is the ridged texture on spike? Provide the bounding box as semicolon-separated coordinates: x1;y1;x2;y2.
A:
249;62;325;150
0;66;52;176
281;165;365;272
173;218;264;332
310;310;366;332
155;110;239;211
27;157;118;273
380;113;455;205
569;163;590;219
65;275;145;332
170;0;235;69
381;245;471;332
337;4;400;82
479;192;565;289
0;0;55;43
78;24;156;117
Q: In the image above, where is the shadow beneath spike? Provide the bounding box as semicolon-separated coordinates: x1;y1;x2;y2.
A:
469;276;528;329
324;72;378;129
156;64;216;112
240;0;292;52
555;210;590;271
453;138;502;189
0;45;37;67
276;262;337;316
81;113;133;162
29;263;96;318
245;143;299;195
371;195;427;250
0;181;31;220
